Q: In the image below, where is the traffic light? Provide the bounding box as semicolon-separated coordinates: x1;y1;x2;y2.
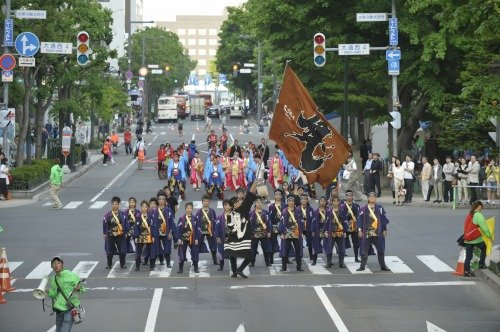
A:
76;31;90;66
164;65;170;75
390;111;401;130
313;33;326;67
232;63;239;77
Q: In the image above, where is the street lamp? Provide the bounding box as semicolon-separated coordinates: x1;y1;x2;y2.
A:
126;20;154;92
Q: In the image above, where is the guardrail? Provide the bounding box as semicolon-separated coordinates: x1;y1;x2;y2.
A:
452;184;499;210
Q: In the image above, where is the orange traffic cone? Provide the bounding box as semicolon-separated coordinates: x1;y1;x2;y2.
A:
0;247;16;292
452;248;466;276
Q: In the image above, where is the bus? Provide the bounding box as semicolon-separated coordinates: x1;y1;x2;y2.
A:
157;96;178;122
198;93;214;109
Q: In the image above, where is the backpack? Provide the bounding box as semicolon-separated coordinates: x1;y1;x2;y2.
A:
463;213;481;241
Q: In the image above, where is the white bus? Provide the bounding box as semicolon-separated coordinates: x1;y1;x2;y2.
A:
157;96;178;122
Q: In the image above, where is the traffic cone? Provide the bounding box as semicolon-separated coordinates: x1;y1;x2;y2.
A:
0;247;16;292
452;248;466;276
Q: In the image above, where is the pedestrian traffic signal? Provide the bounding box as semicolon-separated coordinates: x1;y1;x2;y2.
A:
232;63;239;77
313;33;326;67
390;111;401;130
76;31;90;66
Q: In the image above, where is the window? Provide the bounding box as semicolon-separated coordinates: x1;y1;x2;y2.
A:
189;49;196;56
198;29;207;35
188;39;196;46
208;29;218;35
208;49;216;56
208;39;218;46
198;49;207;56
198;59;207;66
179;39;186;45
188;29;196;35
198;39;207;46
177;28;186;35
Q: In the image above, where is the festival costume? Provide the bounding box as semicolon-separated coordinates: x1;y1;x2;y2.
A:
190;157;204;190
203;159;225;199
244;154;257;189
215;213;229;271
228;158;245;191
341;201;361;262
279;208;304;271
124;207;140;254
269;157;284;190
357;204;390;271
267;201;285;264
299;205;315;260
250;208;272;266
195;207;217;264
168;160;187;200
103;209;129;268
157;147;167;177
142;208;159;267
134;211;158;271
330;208;348;268
157;206;176;267
311;208;333;265
176;214;201;273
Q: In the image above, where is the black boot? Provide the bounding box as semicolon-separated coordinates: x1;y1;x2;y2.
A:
312;253;317;266
119;254;126;268
135;259;140;271
308;247;313;261
378;253;391;271
193;261;199;273
159;256;164;265
218;260;224;271
269;254;274;265
324;254;333;268
357;256;367;271
297;258;304;271
280;258;287;271
177;261;184;273
165;254;171;268
149;258;155;271
266;253;272;266
339;255;346;268
249;257;255;267
142;257;149;265
212;252;218;265
354;247;360;262
106;255;113;269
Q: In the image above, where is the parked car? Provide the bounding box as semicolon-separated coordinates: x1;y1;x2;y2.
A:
229;105;243;119
221;105;231;115
207;106;219;118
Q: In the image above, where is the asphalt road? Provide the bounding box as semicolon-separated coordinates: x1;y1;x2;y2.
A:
1;118;499;332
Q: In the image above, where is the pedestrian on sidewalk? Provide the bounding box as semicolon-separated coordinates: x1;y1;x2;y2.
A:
402;155;415;203
47;256;85;332
101;137;111;166
343;153;363;201
362;153;373;195
124;128;132;155
463;201;492;277
136;137;146;170
50;158;63;209
0;157;10;200
421;157;431;201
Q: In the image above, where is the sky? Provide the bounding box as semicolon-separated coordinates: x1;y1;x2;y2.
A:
143;0;247;22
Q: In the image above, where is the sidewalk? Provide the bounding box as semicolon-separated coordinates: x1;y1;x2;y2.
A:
0;150;103;208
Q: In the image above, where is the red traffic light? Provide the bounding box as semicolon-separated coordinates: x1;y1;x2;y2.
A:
78;33;89;43
314;34;324;44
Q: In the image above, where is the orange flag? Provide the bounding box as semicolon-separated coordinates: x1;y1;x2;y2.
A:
269;65;350;188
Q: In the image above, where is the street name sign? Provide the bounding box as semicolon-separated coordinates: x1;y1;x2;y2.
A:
239;68;252;73
40;42;72;54
147;64;159;69
19;57;35;67
388;60;400;75
3;19;14;47
386;50;401;60
338;44;370;55
0;54;16;71
389;18;398;46
15;32;40;57
15;10;47;20
243;63;255;68
356;13;388;22
151;69;163;74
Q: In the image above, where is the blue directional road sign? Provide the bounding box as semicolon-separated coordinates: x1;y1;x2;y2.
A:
15;32;40;57
219;73;227;85
389;18;398;46
386;50;401;61
388;60;400;75
4;19;14;47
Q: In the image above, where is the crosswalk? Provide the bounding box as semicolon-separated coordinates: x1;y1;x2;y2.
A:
43;200;224;210
6;254;456;280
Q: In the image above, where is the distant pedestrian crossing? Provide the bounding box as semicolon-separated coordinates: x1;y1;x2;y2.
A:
7;254;455;280
43;200;224;210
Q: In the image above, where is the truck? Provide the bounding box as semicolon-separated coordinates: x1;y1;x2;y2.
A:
157;95;178;122
190;95;206;121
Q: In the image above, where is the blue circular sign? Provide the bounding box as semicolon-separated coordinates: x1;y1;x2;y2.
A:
15;32;40;57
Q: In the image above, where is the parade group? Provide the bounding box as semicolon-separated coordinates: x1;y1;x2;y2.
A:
101;129;391;277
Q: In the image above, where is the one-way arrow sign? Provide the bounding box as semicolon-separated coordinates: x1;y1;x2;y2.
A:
386;50;401;60
15;32;40;57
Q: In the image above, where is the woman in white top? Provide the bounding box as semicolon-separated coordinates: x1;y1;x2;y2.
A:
0;157;10;200
393;158;405;206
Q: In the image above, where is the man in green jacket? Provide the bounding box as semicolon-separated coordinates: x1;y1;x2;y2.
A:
50;158;63;209
47;256;84;331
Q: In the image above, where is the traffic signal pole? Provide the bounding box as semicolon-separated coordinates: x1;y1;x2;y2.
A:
390;0;399;158
2;0;11;160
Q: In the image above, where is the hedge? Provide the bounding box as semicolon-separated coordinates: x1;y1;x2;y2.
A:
10;159;56;183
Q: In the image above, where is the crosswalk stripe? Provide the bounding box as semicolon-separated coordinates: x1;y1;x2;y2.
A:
384;256;414;273
8;261;22;273
193;201;203;209
26;261;52;279
63;201;84;209
149;265;172;278
43;202;53;207
344;257;372;274
89;201;108;209
304;258;331;275
189;260;210;278
217;201;223;209
416;255;454;272
268;263;291;275
107;261;134;278
228;258;250;276
72;261;99;278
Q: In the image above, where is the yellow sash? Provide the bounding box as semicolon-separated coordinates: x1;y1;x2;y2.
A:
128;210;136;223
159;209;167;235
301;207;308;229
141;215;152;243
332;210;343;232
288;210;300;237
255;210;267;230
275;204;282;218
367;205;378;230
186;215;194;245
111;211;123;236
345;204;356;232
201;209;213;236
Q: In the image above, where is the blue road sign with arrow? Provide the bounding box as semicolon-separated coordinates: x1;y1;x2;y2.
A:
15;32;40;57
388;60;400;75
386;50;401;61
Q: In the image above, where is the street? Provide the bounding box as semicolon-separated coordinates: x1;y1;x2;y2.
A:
1;119;499;332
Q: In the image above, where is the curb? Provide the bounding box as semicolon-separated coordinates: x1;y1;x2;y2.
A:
477;268;500;294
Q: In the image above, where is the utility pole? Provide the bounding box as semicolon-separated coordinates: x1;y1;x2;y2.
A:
390;0;399;158
343;57;349;140
2;0;12;159
257;41;263;122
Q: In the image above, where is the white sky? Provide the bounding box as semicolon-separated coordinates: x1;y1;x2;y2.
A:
143;0;247;21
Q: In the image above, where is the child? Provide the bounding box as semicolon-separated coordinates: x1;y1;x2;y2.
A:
178;119;183;137
397;184;406;206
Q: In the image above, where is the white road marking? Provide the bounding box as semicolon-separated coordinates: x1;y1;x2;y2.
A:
268;263;291;275
217;201;223;209
25;261;52;279
7;261;22;273
89;201;108;209
107;261;134;278
63;201;84;209
417;255;454;272
344;257;372;274
236;323;245;332
170;286;188;290
427;321;447;332
43;202;52;206
384;256;414;273
192;134;195;141
47;326;56;332
230;134;234;143
228;258;250;276
304;258;331;275
193;200;203;209
149;265;172;278
314;286;349;332
161;132;166;135
189;259;210;278
230;281;476;289
72;261;99;278
144;288;163;332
